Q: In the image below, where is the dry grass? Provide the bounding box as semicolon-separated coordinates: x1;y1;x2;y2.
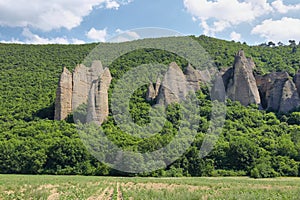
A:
0;175;300;200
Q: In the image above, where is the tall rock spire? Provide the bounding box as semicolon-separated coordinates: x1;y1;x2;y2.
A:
226;50;261;106
54;67;73;120
157;62;189;105
72;64;90;110
72;61;104;111
95;68;112;125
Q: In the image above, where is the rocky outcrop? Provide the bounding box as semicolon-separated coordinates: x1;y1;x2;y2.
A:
56;52;300;123
146;83;156;101
225;50;261;106
54;67;73;120
72;64;90;110
185;63;202;91
219;50;300;112
256;72;300;112
256;72;289;111
146;77;162;101
293;70;300;96
55;60;111;125
280;79;300;113
157;62;189;105
72;62;103;110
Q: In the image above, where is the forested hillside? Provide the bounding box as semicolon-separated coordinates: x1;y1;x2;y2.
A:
0;36;300;178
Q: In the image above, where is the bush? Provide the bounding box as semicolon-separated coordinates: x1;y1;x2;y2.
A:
250;163;278;178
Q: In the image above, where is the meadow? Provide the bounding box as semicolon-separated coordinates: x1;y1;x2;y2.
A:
0;175;300;200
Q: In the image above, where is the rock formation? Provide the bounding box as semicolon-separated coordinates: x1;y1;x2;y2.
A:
220;50;300;112
256;72;300;112
157;62;189;105
56;52;300;122
72;62;104;110
55;60;111;125
225;50;261;106
71;64;90;110
95;68;112;125
146;77;162;101
54;67;73;120
185;63;202;91
293;70;300;96
280;79;300;113
146;83;156;101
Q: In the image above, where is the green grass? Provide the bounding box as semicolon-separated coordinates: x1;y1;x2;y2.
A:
0;175;300;200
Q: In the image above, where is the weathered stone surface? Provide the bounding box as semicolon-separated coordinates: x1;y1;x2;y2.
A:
221;67;233;90
54;67;73;120
72;64;90;110
86;80;98;123
256;72;289;111
89;60;104;82
146;77;162;101
226;50;261;106
211;73;226;102
146;83;156;101
197;67;218;84
280;79;300;112
95;68;112;125
293;70;300;96
155;77;161;97
157;62;189;105
247;58;256;71
72;61;103;111
185;63;201;91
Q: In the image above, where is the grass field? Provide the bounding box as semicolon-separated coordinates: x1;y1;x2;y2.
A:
0;175;299;200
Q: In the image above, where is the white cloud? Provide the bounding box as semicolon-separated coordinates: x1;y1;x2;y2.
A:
251;17;300;43
71;38;86;44
0;38;24;44
0;0;130;31
105;0;120;9
184;0;273;35
110;29;140;42
86;27;107;42
22;28;69;44
271;0;300;14
230;31;241;41
1;28;86;44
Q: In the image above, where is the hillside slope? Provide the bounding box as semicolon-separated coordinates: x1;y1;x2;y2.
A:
0;36;299;177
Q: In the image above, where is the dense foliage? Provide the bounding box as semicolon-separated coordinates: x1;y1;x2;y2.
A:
0;36;300;178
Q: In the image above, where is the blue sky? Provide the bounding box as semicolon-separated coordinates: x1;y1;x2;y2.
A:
0;0;299;45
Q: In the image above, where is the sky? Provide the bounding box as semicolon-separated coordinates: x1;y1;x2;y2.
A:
0;0;299;45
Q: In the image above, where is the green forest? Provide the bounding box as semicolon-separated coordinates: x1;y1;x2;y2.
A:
0;35;300;178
